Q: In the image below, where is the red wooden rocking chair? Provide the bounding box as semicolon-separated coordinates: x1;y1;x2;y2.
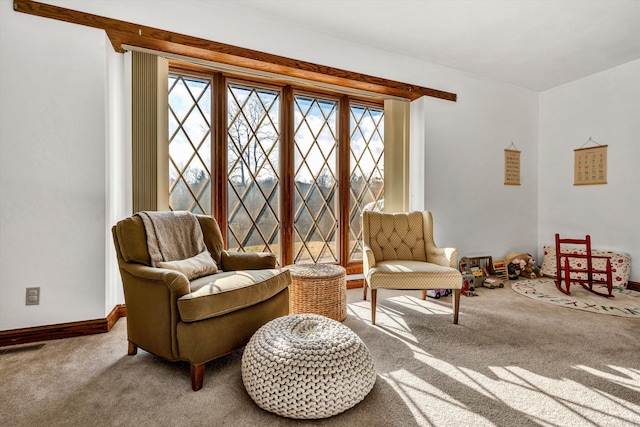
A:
554;234;614;298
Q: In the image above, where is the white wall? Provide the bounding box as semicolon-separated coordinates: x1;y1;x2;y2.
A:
418;76;539;261
539;59;640;282
104;41;128;313
0;1;112;329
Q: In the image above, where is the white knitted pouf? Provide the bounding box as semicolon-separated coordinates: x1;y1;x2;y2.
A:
241;314;376;419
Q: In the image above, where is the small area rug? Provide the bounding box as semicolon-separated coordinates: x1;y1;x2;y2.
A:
512;277;640;318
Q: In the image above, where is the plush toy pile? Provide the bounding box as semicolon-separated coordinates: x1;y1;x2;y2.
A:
506;252;542;280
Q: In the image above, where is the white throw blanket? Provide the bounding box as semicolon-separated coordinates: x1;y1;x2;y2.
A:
137;211;205;267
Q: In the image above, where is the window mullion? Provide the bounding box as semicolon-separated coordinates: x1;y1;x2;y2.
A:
338;96;351;268
280;86;295;266
213;73;227;246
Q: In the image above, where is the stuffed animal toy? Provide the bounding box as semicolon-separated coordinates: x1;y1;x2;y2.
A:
506;252;542;279
508;258;524;280
526;257;541;278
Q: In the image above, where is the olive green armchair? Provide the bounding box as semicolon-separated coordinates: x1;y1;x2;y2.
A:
112;212;290;391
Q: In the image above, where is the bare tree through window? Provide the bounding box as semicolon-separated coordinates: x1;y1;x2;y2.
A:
293;95;339;264
168;75;212;214
227;84;281;261
349;104;384;261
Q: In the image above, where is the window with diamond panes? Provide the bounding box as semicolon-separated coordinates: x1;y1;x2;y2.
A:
167;66;384;272
226;84;282;261
349;104;384;261
293;95;339;264
168;74;212;214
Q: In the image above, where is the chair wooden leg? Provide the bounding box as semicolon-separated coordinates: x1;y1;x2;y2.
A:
563;261;572;295
452;289;461;324
363;280;368;300
421;290;427;300
128;341;138;355
606;259;613;297
371;289;377;325
190;363;205;391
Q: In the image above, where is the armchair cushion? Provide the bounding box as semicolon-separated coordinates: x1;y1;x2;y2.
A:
221;251;277;271
366;211;428;262
178;269;291;322
196;215;224;265
115;215;152;265
157;250;218;280
366;260;462;290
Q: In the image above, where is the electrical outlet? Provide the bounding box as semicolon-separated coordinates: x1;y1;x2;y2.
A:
26;287;40;305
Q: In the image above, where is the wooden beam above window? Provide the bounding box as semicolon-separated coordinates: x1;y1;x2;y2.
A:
14;0;457;102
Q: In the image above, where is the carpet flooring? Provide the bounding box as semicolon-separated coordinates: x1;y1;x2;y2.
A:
2;284;639;426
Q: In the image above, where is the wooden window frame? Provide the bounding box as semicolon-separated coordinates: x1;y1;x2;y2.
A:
169;63;382;274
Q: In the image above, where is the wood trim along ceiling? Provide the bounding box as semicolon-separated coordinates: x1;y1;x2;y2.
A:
13;0;457;102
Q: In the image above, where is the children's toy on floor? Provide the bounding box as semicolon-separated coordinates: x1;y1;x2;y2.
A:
458;255;507;291
506;252;542;280
462;272;476;290
461;273;478;296
492;259;508;281
425;289;451;299
482;277;504;288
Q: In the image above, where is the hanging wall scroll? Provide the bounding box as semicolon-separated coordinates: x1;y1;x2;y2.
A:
504;142;520;186
574;138;607;185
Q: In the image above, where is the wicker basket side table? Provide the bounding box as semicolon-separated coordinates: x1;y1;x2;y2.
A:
287;264;347;322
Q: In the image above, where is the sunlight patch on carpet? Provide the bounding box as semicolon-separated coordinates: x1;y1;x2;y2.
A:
382;361;640;427
381;369;494;426
574;365;640;393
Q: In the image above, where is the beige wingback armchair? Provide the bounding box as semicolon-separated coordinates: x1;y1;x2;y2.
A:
112;212;290;391
362;211;462;325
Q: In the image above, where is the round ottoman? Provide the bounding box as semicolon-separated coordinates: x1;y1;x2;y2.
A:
241;314;376;419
